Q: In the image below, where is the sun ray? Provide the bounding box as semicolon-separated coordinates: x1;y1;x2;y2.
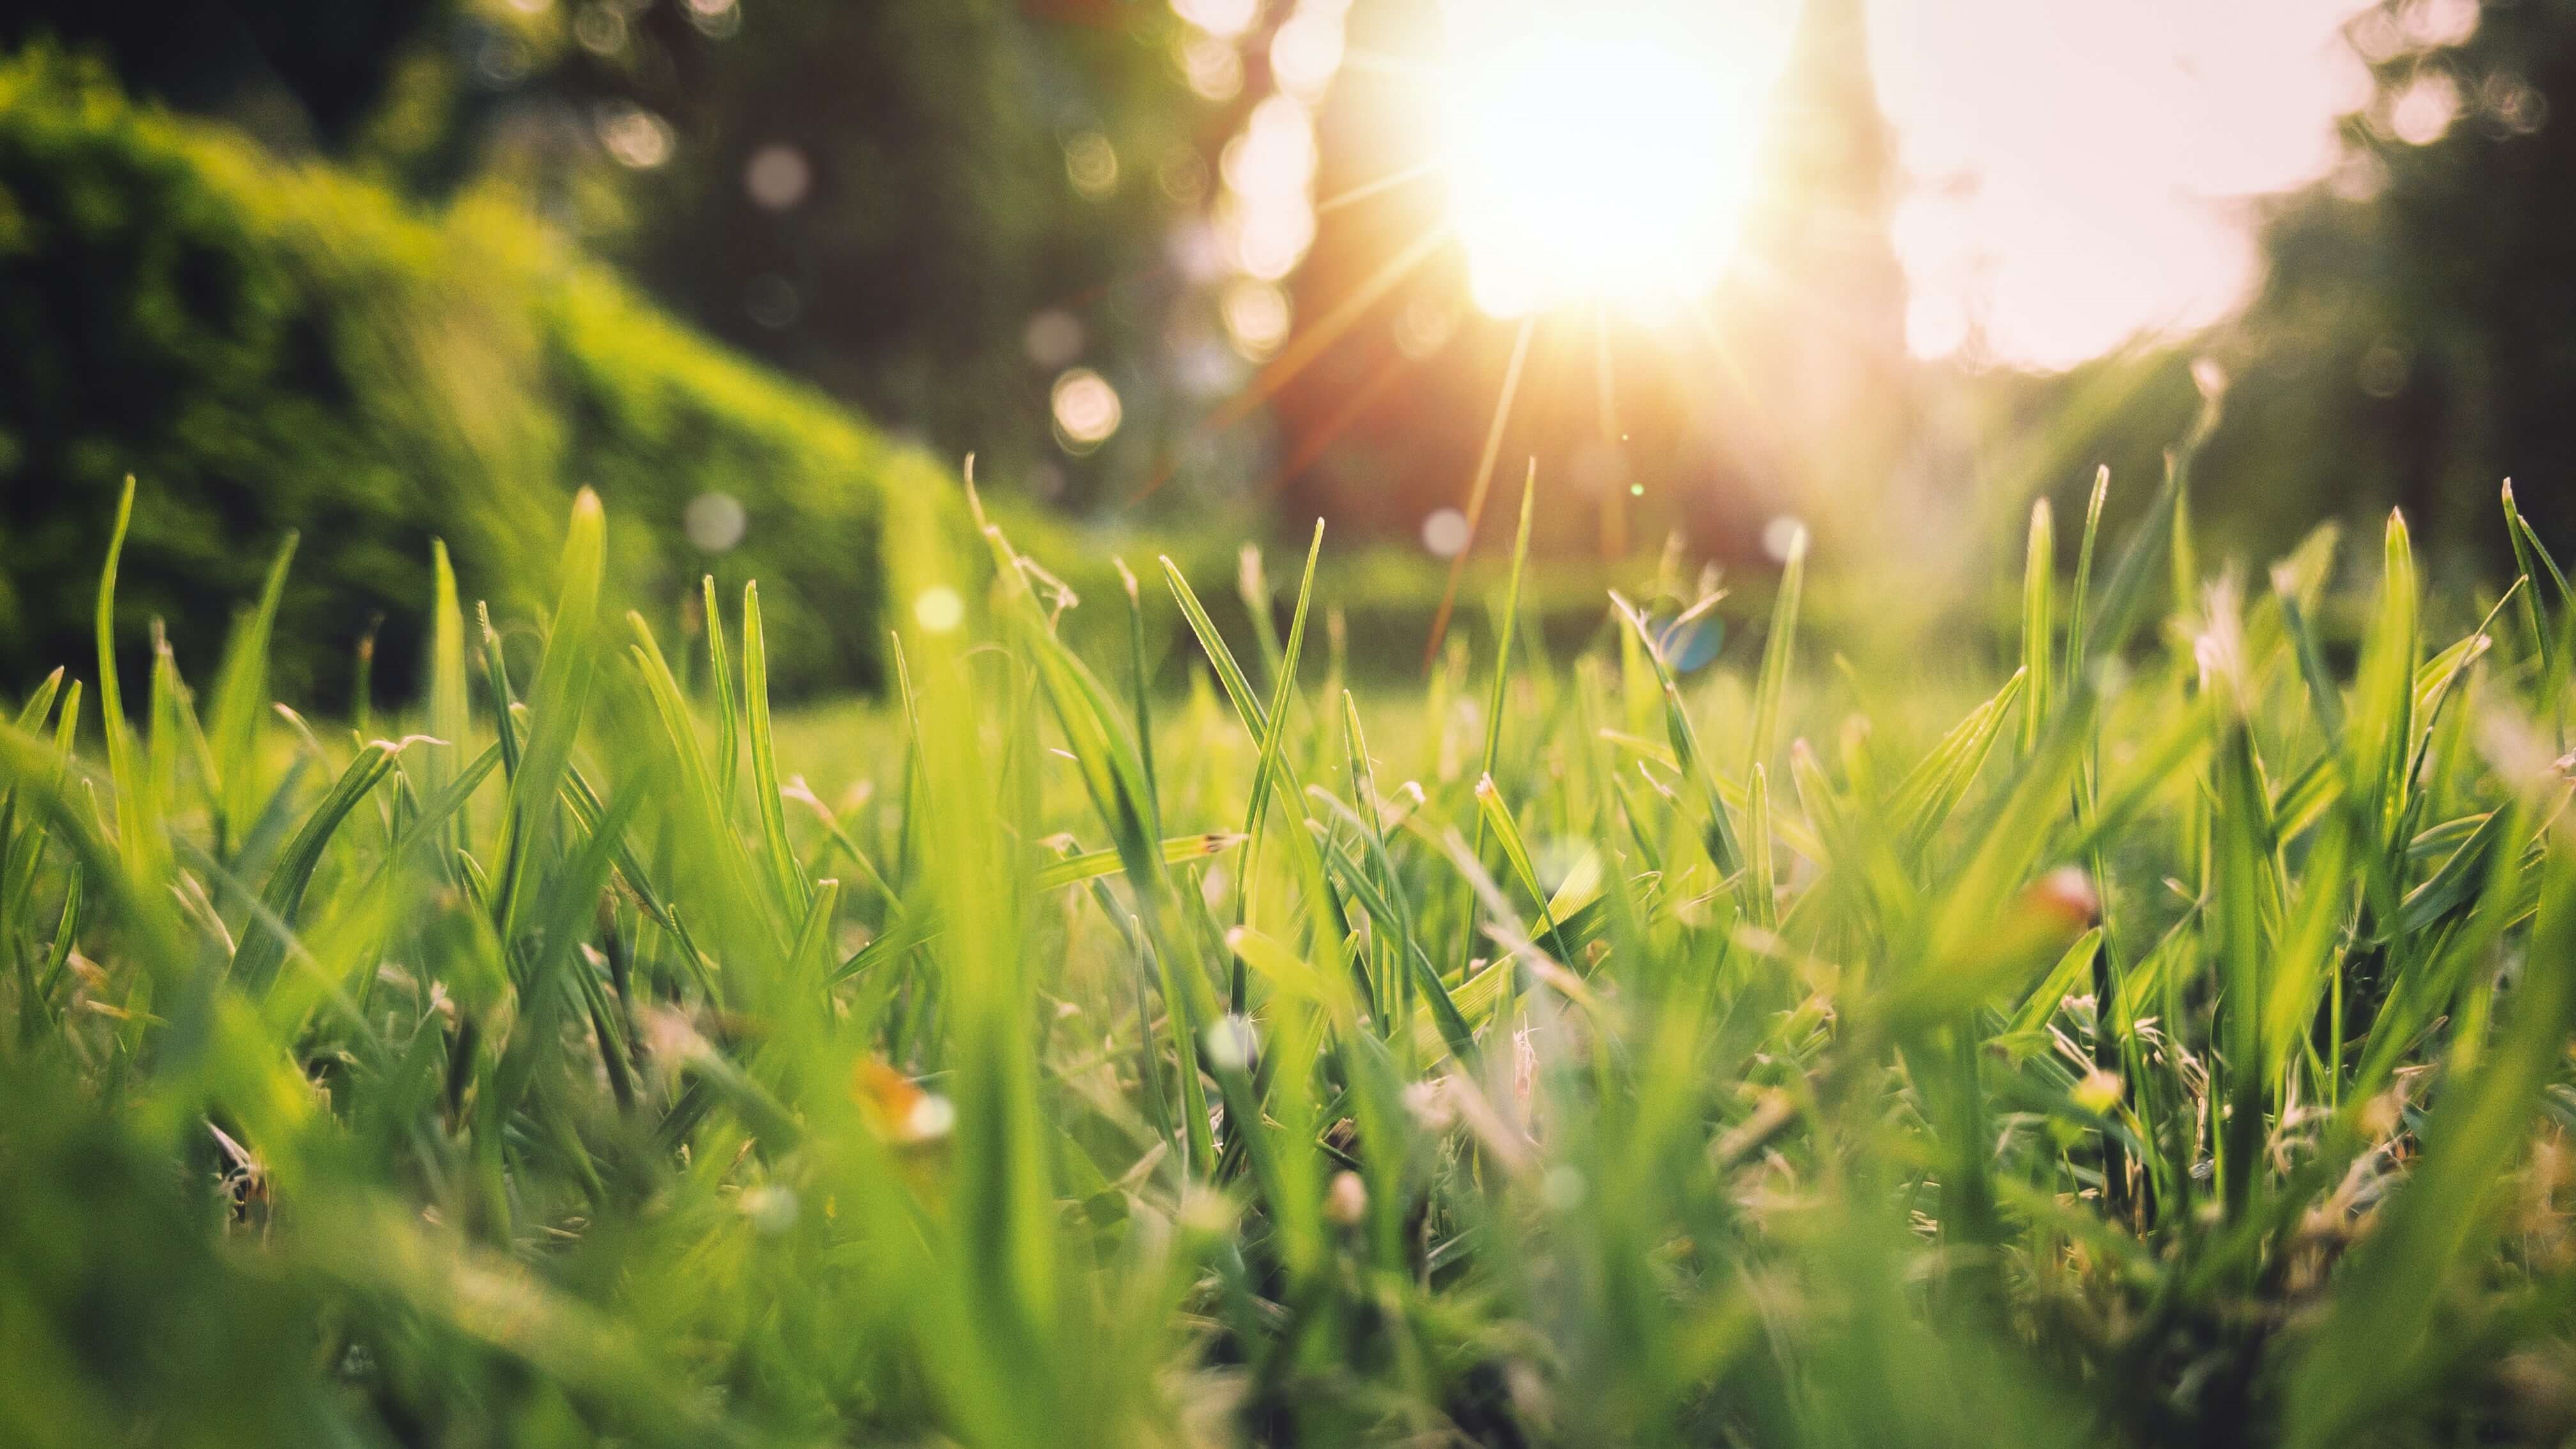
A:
1124;224;1450;507
1315;160;1438;217
1671;293;1802;513
1252;347;1428;502
1423;311;1536;668
1593;303;1626;558
1337;47;1441;82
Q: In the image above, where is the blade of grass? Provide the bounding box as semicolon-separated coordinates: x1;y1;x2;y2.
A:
1747;520;1807;774
494;489;606;941
93;476;165;889
2021;500;2053;755
208;532;297;852
741;581;811;923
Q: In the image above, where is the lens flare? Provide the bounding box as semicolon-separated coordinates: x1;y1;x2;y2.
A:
1436;1;1796;319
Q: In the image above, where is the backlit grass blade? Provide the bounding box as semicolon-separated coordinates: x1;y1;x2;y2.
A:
1336;691;1404;1023
1163;547;1348;954
1112;558;1160;818
2388;808;2510;937
493;489;606;939
2503;477;2572;615
425;539;471;855
1306;786;1476;1062
624;614;778;969
702;574;740;804
490;785;648;1121
1227;923;1360;1030
785;875;842;1003
207;530;297;851
2286;820;2576;1449
2260;816;2354;1073
146;626;195;857
1473;774;1578;963
1890;668;2027;852
2346;510;2421;912
1237;521;1324;1002
2020;499;2053;755
894;487;1065;1363
741;581;811;922
2503;479;2573;746
1611;591;1741;876
93;476;165;889
2078;447;2184;664
1160;554;1268;740
2061;464;2107;686
1476;463;1536;805
2005;926;2104;1039
1747;519;1806;774
2403;591;2512;802
12;667;63;736
2209;714;2274;1222
2273;563;2345;740
230;739;407;996
1744;763;1777;931
475;603;521;778
1910;693;2098;1018
1236;542;1286;692
1033;832;1246;891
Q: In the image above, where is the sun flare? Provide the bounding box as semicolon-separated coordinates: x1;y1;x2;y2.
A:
1437;2;1798;319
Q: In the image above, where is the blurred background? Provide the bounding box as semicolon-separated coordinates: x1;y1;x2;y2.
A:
1;0;2570;702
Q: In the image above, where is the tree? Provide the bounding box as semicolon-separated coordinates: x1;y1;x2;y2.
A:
453;0;1211;508
2216;0;2575;567
0;0;441;141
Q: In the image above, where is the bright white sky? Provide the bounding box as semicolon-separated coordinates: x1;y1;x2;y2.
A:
1869;0;2380;369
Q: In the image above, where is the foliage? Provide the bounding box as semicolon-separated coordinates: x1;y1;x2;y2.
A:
10;421;2576;1445
0;49;914;703
0;0;439;140
2208;0;2576;568
380;0;1220;510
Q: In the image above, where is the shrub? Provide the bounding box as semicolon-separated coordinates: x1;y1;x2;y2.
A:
0;48;916;704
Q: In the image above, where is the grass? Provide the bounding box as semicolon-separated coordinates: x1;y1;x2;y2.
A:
8;450;2576;1448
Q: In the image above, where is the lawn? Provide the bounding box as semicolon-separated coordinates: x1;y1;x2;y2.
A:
6;454;2576;1448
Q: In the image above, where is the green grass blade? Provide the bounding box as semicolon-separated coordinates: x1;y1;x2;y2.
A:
2347;510;2421;906
2209;713;2274;1222
1747;520;1807;774
741;581;811;922
2287;819;2576;1448
1112;558;1160;821
1477;463;1536;795
1611;592;1741;875
1473;774;1579;963
426;540;472;854
1160;555;1268;739
702;574;740;805
1744;763;1777;931
1034;832;1246;891
230;740;406;996
93;476;164;889
2021;500;2053;755
1238;521;1325;983
2273;564;2347;740
208;531;297;848
2061;464;2108;687
2078;448;2184;664
495;489;608;939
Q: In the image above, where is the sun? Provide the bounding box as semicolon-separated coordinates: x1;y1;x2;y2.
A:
1437;2;1798;319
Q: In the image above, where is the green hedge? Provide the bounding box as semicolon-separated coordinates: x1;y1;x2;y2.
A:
0;49;923;704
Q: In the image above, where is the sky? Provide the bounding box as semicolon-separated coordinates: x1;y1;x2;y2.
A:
1198;0;2417;373
1869;0;2391;369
